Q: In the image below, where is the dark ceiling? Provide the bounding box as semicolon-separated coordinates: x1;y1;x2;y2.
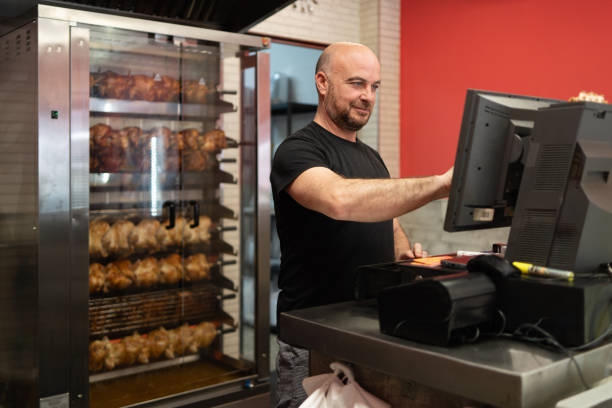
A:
1;0;295;33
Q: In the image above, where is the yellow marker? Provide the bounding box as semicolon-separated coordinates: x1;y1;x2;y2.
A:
512;262;574;281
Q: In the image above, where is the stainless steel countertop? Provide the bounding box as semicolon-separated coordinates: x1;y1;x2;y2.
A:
279;300;612;408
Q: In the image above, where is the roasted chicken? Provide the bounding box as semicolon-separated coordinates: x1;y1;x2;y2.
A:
202;129;227;152
196;216;212;243
97;71;130;100
153;75;180;102
194;321;217;348
105;259;135;290
164;328;179;359
122;332;150;365
176;324;199;355
89;262;107;294
183;150;207;171
90;122;229;173
89;320;220;371
183;79;208;104
128;74;156;101
104;338;126;370
147;327;171;359
102;220;135;256
184;253;210;281
129;219;161;252
133;257;160;288
89;339;107;372
158;254;183;285
89;219;110;258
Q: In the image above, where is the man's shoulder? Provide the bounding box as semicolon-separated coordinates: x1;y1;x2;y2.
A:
278;122;323;148
289;121;323;140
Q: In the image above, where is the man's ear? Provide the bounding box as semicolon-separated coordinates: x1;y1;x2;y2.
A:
315;71;328;96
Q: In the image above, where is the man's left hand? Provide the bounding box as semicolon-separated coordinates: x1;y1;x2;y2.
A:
398;242;428;259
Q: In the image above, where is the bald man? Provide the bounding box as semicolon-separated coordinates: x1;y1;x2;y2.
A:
270;42;453;407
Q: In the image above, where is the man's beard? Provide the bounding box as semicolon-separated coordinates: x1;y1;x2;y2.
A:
324;91;371;132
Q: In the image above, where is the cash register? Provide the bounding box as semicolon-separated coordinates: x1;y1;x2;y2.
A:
363;90;612;347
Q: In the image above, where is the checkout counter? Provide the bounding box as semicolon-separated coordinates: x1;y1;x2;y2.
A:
279;299;612;408
276;92;612;407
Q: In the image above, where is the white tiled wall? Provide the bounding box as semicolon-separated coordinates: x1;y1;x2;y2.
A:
250;0;359;45
358;0;379;150
378;0;401;178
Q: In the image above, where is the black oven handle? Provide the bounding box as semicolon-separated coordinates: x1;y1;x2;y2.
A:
163;201;176;229
189;200;200;228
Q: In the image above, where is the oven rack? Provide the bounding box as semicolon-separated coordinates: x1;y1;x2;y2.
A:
89;286;236;339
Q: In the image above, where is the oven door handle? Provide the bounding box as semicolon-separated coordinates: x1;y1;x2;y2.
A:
189;200;200;228
163;201;176;229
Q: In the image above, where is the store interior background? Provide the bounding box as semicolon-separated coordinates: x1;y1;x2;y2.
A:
248;0;612;400
253;0;612;258
250;0;508;264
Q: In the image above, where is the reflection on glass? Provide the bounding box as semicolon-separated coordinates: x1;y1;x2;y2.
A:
150;135;159;216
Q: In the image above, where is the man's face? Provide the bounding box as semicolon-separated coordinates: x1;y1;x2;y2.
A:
322;49;381;132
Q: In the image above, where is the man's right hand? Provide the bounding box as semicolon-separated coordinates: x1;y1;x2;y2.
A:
440;166;454;196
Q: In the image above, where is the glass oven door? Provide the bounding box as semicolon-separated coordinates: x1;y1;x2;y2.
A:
85;25;256;407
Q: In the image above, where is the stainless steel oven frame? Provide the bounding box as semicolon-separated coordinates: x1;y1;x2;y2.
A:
0;4;271;407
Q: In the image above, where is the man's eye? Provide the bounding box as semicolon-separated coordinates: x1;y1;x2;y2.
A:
372;84;379;91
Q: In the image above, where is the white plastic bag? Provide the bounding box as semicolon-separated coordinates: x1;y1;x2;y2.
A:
299;362;391;408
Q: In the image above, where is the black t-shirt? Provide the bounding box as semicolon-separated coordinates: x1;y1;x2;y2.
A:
270;121;394;320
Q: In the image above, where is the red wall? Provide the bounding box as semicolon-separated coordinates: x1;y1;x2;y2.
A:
400;0;612;177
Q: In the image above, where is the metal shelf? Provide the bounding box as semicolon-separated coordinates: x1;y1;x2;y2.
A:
90;96;236;119
89;169;236;191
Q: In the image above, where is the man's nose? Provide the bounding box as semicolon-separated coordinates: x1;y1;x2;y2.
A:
360;87;376;102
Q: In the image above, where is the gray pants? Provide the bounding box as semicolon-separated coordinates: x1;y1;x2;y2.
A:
275;338;309;408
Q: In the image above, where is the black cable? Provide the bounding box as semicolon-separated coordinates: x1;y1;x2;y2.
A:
464;326;480;343
586;287;612;340
486;302;612;390
511;322;590;390
496;309;507;336
574;263;612;280
570;323;612;352
596;262;612;278
478;309;507;337
480;317;591;390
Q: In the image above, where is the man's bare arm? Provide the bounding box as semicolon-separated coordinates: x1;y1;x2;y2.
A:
286;166;453;222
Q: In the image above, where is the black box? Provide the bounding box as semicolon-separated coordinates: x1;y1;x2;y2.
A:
354;259;467;300
501;276;612;347
378;272;497;346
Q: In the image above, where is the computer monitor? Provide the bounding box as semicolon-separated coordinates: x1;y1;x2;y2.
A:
444;90;562;231
445;89;612;274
